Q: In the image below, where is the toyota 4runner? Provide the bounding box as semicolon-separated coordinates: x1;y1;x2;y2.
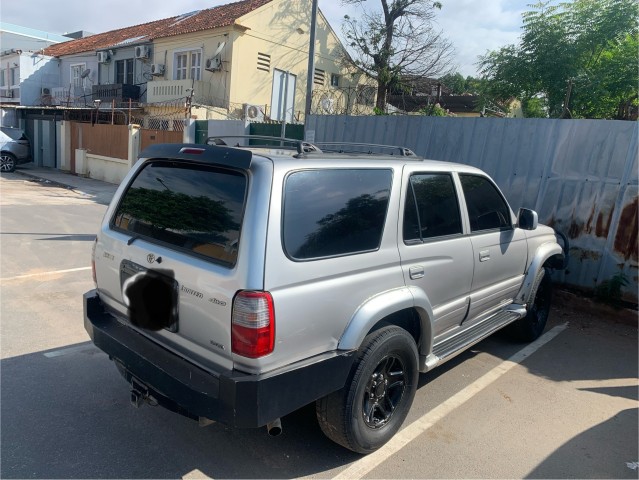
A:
84;137;566;453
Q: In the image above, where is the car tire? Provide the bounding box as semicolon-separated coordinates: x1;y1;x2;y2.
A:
508;267;552;342
0;153;16;173
316;325;419;454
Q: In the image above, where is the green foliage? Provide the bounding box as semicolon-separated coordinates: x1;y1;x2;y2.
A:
522;97;547;118
419;103;447;116
479;0;638;119
439;72;466;94
595;271;630;306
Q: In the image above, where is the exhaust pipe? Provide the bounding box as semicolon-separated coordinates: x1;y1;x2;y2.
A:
266;418;282;436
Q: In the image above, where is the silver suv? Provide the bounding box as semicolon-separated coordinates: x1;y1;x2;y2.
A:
0;127;31;173
84;138;566;453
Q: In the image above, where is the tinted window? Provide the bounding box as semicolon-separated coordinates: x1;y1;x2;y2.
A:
112;161;247;267
0;127;25;141
283;169;392;260
459;174;511;232
404;173;462;242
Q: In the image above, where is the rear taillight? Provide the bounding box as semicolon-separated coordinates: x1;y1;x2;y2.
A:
231;291;275;358
91;238;97;286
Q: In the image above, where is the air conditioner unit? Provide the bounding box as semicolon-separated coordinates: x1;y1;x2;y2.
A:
135;46;150;60
150;63;165;76
205;56;222;72
243;103;264;122
41;87;51;96
97;51;110;63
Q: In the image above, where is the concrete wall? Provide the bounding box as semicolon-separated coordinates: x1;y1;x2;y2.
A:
82;152;129;184
306;115;639;302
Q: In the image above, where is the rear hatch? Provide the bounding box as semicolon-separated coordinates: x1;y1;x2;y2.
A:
0;127;30;157
93;146;258;372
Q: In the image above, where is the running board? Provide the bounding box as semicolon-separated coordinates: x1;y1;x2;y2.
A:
432;306;526;361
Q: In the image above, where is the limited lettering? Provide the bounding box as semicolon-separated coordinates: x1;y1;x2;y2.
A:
180;285;203;299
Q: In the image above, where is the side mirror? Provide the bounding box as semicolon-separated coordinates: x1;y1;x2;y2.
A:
518;208;538;230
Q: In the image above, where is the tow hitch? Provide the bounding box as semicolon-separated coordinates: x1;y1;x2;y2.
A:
130;377;157;408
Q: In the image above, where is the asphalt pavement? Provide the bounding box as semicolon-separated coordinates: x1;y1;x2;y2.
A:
1;167;637;479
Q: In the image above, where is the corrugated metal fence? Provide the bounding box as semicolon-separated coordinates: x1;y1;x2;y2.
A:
306;116;639;302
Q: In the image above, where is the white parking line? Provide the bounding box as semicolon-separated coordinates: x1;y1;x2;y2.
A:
0;266;91;282
43;344;95;358
333;323;569;480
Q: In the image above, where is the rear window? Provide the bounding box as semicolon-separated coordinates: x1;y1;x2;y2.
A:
112;160;247;267
283;169;392;260
0;127;26;141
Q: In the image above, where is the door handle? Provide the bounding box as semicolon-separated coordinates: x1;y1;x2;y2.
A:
479;250;490;262
409;266;424;280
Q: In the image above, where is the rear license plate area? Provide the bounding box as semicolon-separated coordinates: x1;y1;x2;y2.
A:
120;259;179;332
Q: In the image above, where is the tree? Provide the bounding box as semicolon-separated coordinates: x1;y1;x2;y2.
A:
479;0;638;119
342;0;454;110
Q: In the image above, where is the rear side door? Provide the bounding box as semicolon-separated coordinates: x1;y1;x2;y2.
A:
398;170;474;339
458;174;527;322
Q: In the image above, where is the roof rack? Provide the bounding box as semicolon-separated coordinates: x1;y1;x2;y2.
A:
206;136;321;154
205;136;418;158
313;142;417;157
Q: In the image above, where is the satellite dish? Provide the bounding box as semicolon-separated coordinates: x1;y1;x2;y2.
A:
320;95;334;114
213;42;226;57
80;68;91;79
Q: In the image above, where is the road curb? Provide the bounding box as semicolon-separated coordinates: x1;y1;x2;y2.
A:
13;169;80;191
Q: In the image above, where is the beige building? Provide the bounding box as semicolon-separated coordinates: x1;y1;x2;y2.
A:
44;0;374;125
147;0;374;122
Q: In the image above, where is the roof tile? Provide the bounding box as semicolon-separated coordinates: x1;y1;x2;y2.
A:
44;0;271;57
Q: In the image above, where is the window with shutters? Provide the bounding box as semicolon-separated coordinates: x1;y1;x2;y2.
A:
173;49;201;80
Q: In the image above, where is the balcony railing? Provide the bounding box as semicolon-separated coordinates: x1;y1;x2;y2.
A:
146;79;225;108
92;84;141;106
52;86;92;107
0;87;19;102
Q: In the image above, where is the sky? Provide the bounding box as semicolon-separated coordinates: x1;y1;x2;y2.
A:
1;0;531;77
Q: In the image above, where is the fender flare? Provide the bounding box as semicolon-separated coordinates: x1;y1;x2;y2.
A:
337;286;434;354
516;242;563;305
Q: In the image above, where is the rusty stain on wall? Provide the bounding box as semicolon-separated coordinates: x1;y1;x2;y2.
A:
596;208;615;238
614;197;638;261
585;205;596;234
568;221;582;239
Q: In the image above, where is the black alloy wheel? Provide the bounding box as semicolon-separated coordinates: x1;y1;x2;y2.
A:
362;355;407;429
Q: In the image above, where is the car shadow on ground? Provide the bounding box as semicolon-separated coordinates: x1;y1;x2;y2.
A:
1;342;360;479
0;336;514;479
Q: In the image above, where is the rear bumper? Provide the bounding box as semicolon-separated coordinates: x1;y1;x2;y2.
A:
84;290;354;428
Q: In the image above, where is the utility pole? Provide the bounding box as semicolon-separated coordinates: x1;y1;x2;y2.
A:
304;0;319;118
